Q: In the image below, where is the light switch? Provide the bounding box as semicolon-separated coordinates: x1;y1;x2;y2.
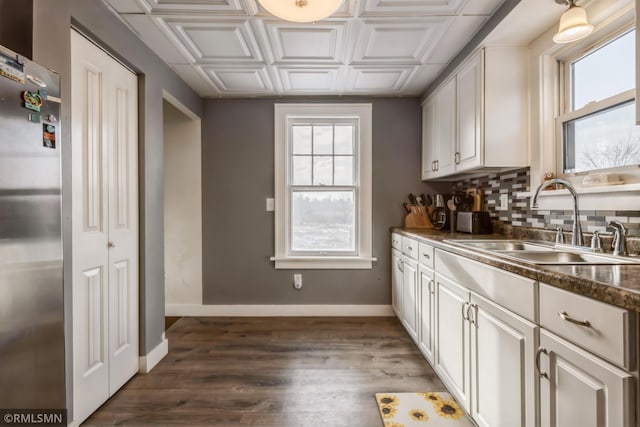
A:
266;197;275;211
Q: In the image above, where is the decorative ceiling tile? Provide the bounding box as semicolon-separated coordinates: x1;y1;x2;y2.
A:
162;19;263;63
108;0;507;96
426;15;487;64
204;65;274;94
347;66;416;93
261;21;348;64
141;0;246;14
122;15;189;64
351;18;451;64
460;0;504;16
105;0;151;14
359;0;466;17
278;66;340;92
171;64;221;96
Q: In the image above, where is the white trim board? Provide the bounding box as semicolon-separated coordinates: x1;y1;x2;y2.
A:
165;304;394;317
138;333;168;374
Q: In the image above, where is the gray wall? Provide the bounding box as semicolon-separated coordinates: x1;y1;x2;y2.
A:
202;98;445;305
29;0;202;416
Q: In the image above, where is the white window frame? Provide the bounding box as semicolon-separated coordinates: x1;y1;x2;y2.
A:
272;103;374;270
556;25;637;177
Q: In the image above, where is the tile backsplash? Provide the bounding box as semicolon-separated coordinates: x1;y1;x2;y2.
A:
452;167;640;237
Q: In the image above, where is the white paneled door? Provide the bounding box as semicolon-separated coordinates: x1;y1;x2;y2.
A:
71;30;138;424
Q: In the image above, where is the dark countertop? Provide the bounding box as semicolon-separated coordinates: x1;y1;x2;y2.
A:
393;227;640;312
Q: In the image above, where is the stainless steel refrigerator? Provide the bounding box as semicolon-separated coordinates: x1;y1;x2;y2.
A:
0;44;65;409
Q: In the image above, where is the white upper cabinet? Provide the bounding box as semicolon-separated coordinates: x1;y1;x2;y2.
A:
421;46;528;180
455;50;483;171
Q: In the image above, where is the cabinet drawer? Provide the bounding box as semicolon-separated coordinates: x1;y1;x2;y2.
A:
391;233;402;250
418;242;434;268
402;237;418;259
540;283;635;370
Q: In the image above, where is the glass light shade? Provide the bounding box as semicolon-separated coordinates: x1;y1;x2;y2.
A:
258;0;343;23
553;5;594;44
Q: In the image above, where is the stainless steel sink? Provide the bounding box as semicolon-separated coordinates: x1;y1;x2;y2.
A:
445;239;554;251
444;239;640;265
500;250;640;265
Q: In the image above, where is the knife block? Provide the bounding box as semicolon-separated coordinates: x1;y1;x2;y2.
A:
404;206;433;228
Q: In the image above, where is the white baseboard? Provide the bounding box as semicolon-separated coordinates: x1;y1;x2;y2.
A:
165;304;394;317
138;333;168;373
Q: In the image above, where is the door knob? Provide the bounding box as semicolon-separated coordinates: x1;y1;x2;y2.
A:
108;241;115;248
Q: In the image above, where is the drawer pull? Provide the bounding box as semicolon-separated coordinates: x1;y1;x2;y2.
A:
408;246;413;251
423;253;431;259
535;347;548;379
558;311;591;327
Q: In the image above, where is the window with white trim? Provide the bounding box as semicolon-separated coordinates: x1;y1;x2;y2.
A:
272;104;373;269
559;28;638;174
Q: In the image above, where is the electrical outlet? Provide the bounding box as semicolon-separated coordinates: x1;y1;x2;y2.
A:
266;197;275;212
497;193;509;211
293;274;302;290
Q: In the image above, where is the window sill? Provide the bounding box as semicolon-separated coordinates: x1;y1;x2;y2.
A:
270;256;377;270
517;183;640;211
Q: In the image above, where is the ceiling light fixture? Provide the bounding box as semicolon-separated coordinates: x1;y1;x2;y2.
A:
553;0;594;44
257;0;344;23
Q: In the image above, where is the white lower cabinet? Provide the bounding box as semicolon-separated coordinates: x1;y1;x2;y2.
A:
391;248;402;317
418;263;435;364
402;256;419;342
434;273;538;426
538;329;634;427
471;292;538;427
391;235;638;427
435;273;472;412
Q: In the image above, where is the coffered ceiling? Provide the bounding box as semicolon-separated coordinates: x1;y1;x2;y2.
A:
105;0;505;97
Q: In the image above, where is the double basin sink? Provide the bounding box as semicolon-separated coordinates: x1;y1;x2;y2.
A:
445;239;640;265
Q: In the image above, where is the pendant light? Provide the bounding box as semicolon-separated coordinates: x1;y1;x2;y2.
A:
257;0;343;23
553;0;594;44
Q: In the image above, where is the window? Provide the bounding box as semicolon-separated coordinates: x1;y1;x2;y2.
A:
273;104;373;269
559;28;639;174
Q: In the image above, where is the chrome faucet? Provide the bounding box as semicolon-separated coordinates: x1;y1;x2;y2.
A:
531;178;584;247
607;220;628;257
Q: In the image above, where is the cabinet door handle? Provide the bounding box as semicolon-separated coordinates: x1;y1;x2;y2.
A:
429;279;435;295
455;152;461;164
468;303;477;325
558;311;591;328
535;347;549;379
431;161;436;172
461;302;469;321
397;260;404;272
435;160;439;171
108;241;115;248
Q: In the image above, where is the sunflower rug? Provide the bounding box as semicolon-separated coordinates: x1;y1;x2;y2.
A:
375;392;474;427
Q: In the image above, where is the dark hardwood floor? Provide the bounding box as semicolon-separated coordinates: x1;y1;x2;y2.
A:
84;317;446;426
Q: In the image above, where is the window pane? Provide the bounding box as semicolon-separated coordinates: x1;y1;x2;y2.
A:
292;126;311;154
313;156;333;185
334;156;354;185
313;126;333;154
335;125;354;154
571;30;635;111
291;191;355;252
563;101;640;173
292;156;311;185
